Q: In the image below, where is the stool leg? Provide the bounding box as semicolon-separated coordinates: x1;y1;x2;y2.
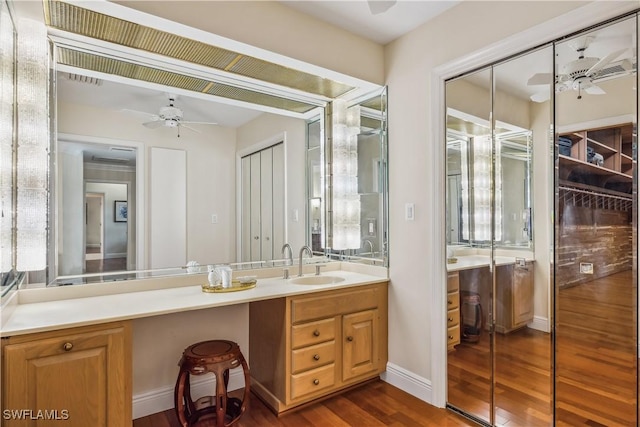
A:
174;369;189;427
215;367;227;427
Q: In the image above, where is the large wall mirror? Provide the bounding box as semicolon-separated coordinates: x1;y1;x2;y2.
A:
0;0;16;297
445;10;637;427
5;0;388;286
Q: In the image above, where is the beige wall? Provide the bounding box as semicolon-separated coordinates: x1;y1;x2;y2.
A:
115;0;384;85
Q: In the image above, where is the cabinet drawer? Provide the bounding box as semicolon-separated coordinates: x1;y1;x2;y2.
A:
291;340;335;374
447;309;460;328
448;324;460;347
447;291;459;310
290;363;335;400
291;287;379;323
291;318;335;349
447;273;459;292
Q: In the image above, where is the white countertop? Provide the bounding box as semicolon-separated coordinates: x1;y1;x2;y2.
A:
447;255;534;272
1;263;388;337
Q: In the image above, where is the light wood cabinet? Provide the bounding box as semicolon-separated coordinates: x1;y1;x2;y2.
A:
496;262;534;333
249;282;388;414
2;321;132;427
447;272;461;351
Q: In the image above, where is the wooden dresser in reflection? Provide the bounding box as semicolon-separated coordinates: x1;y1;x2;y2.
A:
447;272;461;350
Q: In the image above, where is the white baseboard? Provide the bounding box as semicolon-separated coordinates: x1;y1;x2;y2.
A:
528;315;550;333
132;369;246;419
380;362;432;405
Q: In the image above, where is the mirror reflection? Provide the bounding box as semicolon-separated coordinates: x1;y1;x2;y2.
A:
54;72;316;282
446;45;553;425
0;0;16;296
554;16;637;425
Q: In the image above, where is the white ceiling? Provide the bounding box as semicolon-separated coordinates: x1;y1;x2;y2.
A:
279;0;461;45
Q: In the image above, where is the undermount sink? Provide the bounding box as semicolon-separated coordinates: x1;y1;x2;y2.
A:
289;275;346;285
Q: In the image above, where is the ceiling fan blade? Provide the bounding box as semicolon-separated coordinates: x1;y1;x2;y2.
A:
180;120;218;126
585;48;627;77
120;108;156;118
367;0;396;15
179;123;201;134
530;90;551;103
584;85;606;95
527;73;553;86
142;120;163;129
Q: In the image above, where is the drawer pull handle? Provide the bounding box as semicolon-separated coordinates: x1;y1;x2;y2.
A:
313;354;320;361
448;335;454;340
313;379;320;385
313;330;320;337
448;300;453;305
346;336;353;342
63;342;73;351
448;317;453;322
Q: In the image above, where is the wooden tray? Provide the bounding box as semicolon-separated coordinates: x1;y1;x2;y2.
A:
201;280;257;293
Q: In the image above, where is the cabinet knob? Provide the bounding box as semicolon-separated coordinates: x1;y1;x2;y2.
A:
313;379;320;385
346;336;353;342
254;236;259;240
448;300;453;305
448;335;454;340
313;330;320;337
63;342;73;351
448;317;453;322
313;354;320;361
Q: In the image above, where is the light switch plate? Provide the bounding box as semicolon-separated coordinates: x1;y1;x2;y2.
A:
211;214;218;224
405;203;415;221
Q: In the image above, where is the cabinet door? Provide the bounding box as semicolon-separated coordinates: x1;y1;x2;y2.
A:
3;323;131;427
343;309;379;381
513;264;534;325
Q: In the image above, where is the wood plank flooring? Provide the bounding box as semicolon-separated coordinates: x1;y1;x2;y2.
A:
556;269;637;426
133;380;476;427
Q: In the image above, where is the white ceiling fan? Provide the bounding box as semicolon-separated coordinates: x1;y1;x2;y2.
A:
122;95;217;137
528;36;631;102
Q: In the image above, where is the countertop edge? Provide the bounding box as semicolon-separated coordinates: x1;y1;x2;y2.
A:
1;270;388;337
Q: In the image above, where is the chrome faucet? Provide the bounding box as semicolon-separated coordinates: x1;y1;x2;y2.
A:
281;243;293;266
363;239;374;257
298;245;312;277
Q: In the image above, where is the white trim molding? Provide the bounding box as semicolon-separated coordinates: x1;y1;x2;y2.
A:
132;369;246;420
381;363;432;404
429;1;638;409
528;316;550;333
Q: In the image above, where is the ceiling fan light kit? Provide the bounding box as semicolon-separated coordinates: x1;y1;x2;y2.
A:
122;95;217;137
527;36;634;102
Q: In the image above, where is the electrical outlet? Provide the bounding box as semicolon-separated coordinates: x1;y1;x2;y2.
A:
580;262;593;274
211;214;218;224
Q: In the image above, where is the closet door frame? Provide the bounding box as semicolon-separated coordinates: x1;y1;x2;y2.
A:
430;2;637;409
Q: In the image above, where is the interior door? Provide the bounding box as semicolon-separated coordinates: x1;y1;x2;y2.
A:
445;67;493;425
241;143;285;262
554;16;638;426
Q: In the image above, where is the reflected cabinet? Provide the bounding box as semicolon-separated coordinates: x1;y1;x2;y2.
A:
445;12;638;427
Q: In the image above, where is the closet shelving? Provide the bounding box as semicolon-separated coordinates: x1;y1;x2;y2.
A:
558;123;635;193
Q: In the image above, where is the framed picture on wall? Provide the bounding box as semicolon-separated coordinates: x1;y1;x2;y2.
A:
114;200;128;222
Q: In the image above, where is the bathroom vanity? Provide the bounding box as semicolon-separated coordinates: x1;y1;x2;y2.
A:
0;263;387;426
446;255;535;350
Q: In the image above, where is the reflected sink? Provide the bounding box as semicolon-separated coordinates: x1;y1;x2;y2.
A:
289;275;346;285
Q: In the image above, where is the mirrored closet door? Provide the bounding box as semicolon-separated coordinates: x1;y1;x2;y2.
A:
554;15;637;426
445;46;551;426
445;11;638;426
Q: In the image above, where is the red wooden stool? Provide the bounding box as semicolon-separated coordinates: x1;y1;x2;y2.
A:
174;340;250;427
